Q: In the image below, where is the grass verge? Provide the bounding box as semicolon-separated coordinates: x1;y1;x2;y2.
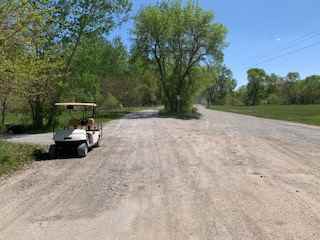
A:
0;141;43;177
210;105;320;126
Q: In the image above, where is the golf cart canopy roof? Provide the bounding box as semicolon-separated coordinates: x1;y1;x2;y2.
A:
55;102;97;107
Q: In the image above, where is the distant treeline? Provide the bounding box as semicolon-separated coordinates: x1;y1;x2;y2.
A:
204;68;320;106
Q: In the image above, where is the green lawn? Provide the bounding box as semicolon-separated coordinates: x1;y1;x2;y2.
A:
0;141;42;176
210;105;320;126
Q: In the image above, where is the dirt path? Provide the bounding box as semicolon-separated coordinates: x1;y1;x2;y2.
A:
1;106;320;240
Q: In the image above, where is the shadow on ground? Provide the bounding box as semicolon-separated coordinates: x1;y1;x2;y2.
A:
33;148;81;161
125;111;201;120
124;111;159;119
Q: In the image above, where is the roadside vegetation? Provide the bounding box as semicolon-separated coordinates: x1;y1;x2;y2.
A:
1;0;319;131
211;105;320;126
204;68;320;126
0;141;42;176
0;0;230;135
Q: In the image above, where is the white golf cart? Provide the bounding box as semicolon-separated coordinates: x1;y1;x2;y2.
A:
49;103;103;158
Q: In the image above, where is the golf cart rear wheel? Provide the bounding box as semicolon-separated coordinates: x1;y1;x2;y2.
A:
77;143;88;157
49;144;57;159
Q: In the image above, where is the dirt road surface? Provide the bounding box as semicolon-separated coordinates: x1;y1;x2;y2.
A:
1;106;320;240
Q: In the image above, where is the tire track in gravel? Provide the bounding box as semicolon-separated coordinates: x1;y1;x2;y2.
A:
157;119;270;240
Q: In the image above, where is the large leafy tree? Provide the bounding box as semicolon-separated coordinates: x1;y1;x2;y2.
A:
17;54;64;129
280;72;301;104
246;68;268;105
0;0;40;129
301;75;320;104
49;0;131;73
134;0;227;113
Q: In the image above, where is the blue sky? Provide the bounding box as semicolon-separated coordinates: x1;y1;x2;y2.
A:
109;0;320;86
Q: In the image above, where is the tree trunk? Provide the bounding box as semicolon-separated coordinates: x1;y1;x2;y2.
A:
30;97;44;129
46;93;59;128
0;99;7;129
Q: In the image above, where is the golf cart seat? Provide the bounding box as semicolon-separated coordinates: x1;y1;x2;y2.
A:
69;118;80;129
87;118;95;130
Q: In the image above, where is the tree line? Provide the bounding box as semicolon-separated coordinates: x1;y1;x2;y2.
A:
0;0;229;131
234;69;320;106
203;68;320;107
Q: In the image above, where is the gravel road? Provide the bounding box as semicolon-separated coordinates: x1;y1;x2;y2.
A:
1;106;320;240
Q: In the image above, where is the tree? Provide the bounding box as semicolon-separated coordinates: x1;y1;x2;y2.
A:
301;75;320;104
246;68;267;105
0;0;39;129
49;0;131;74
134;0;227;113
0;63;14;128
206;65;236;105
17;53;64;129
280;72;300;104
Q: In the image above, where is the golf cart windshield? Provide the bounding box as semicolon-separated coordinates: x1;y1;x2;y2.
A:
55;103;97;129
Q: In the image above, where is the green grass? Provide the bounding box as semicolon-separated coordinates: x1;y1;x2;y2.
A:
0;141;42;176
210;104;320;126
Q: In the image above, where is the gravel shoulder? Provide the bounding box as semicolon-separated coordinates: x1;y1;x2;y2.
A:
1;132;54;146
1;107;320;239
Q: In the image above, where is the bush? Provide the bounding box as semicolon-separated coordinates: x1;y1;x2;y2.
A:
99;93;121;110
265;94;283;105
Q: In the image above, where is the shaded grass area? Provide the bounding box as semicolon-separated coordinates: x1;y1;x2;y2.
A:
0;141;43;176
210;105;320;126
4;107;147;134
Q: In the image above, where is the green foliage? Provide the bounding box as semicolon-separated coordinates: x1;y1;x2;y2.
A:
205;65;236;106
100;93;122;110
2;0;229;130
0;0;138;131
134;0;227;113
233;69;320;107
299;75;320;104
246;68;268;105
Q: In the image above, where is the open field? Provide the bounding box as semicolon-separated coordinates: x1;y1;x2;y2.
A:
211;104;320;126
1;106;320;239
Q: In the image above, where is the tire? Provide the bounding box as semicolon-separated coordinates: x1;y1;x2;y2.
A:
49;144;57;159
77;143;88;158
95;136;101;147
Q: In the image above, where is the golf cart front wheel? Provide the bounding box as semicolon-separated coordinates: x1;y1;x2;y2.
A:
77;143;88;158
95;136;101;147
